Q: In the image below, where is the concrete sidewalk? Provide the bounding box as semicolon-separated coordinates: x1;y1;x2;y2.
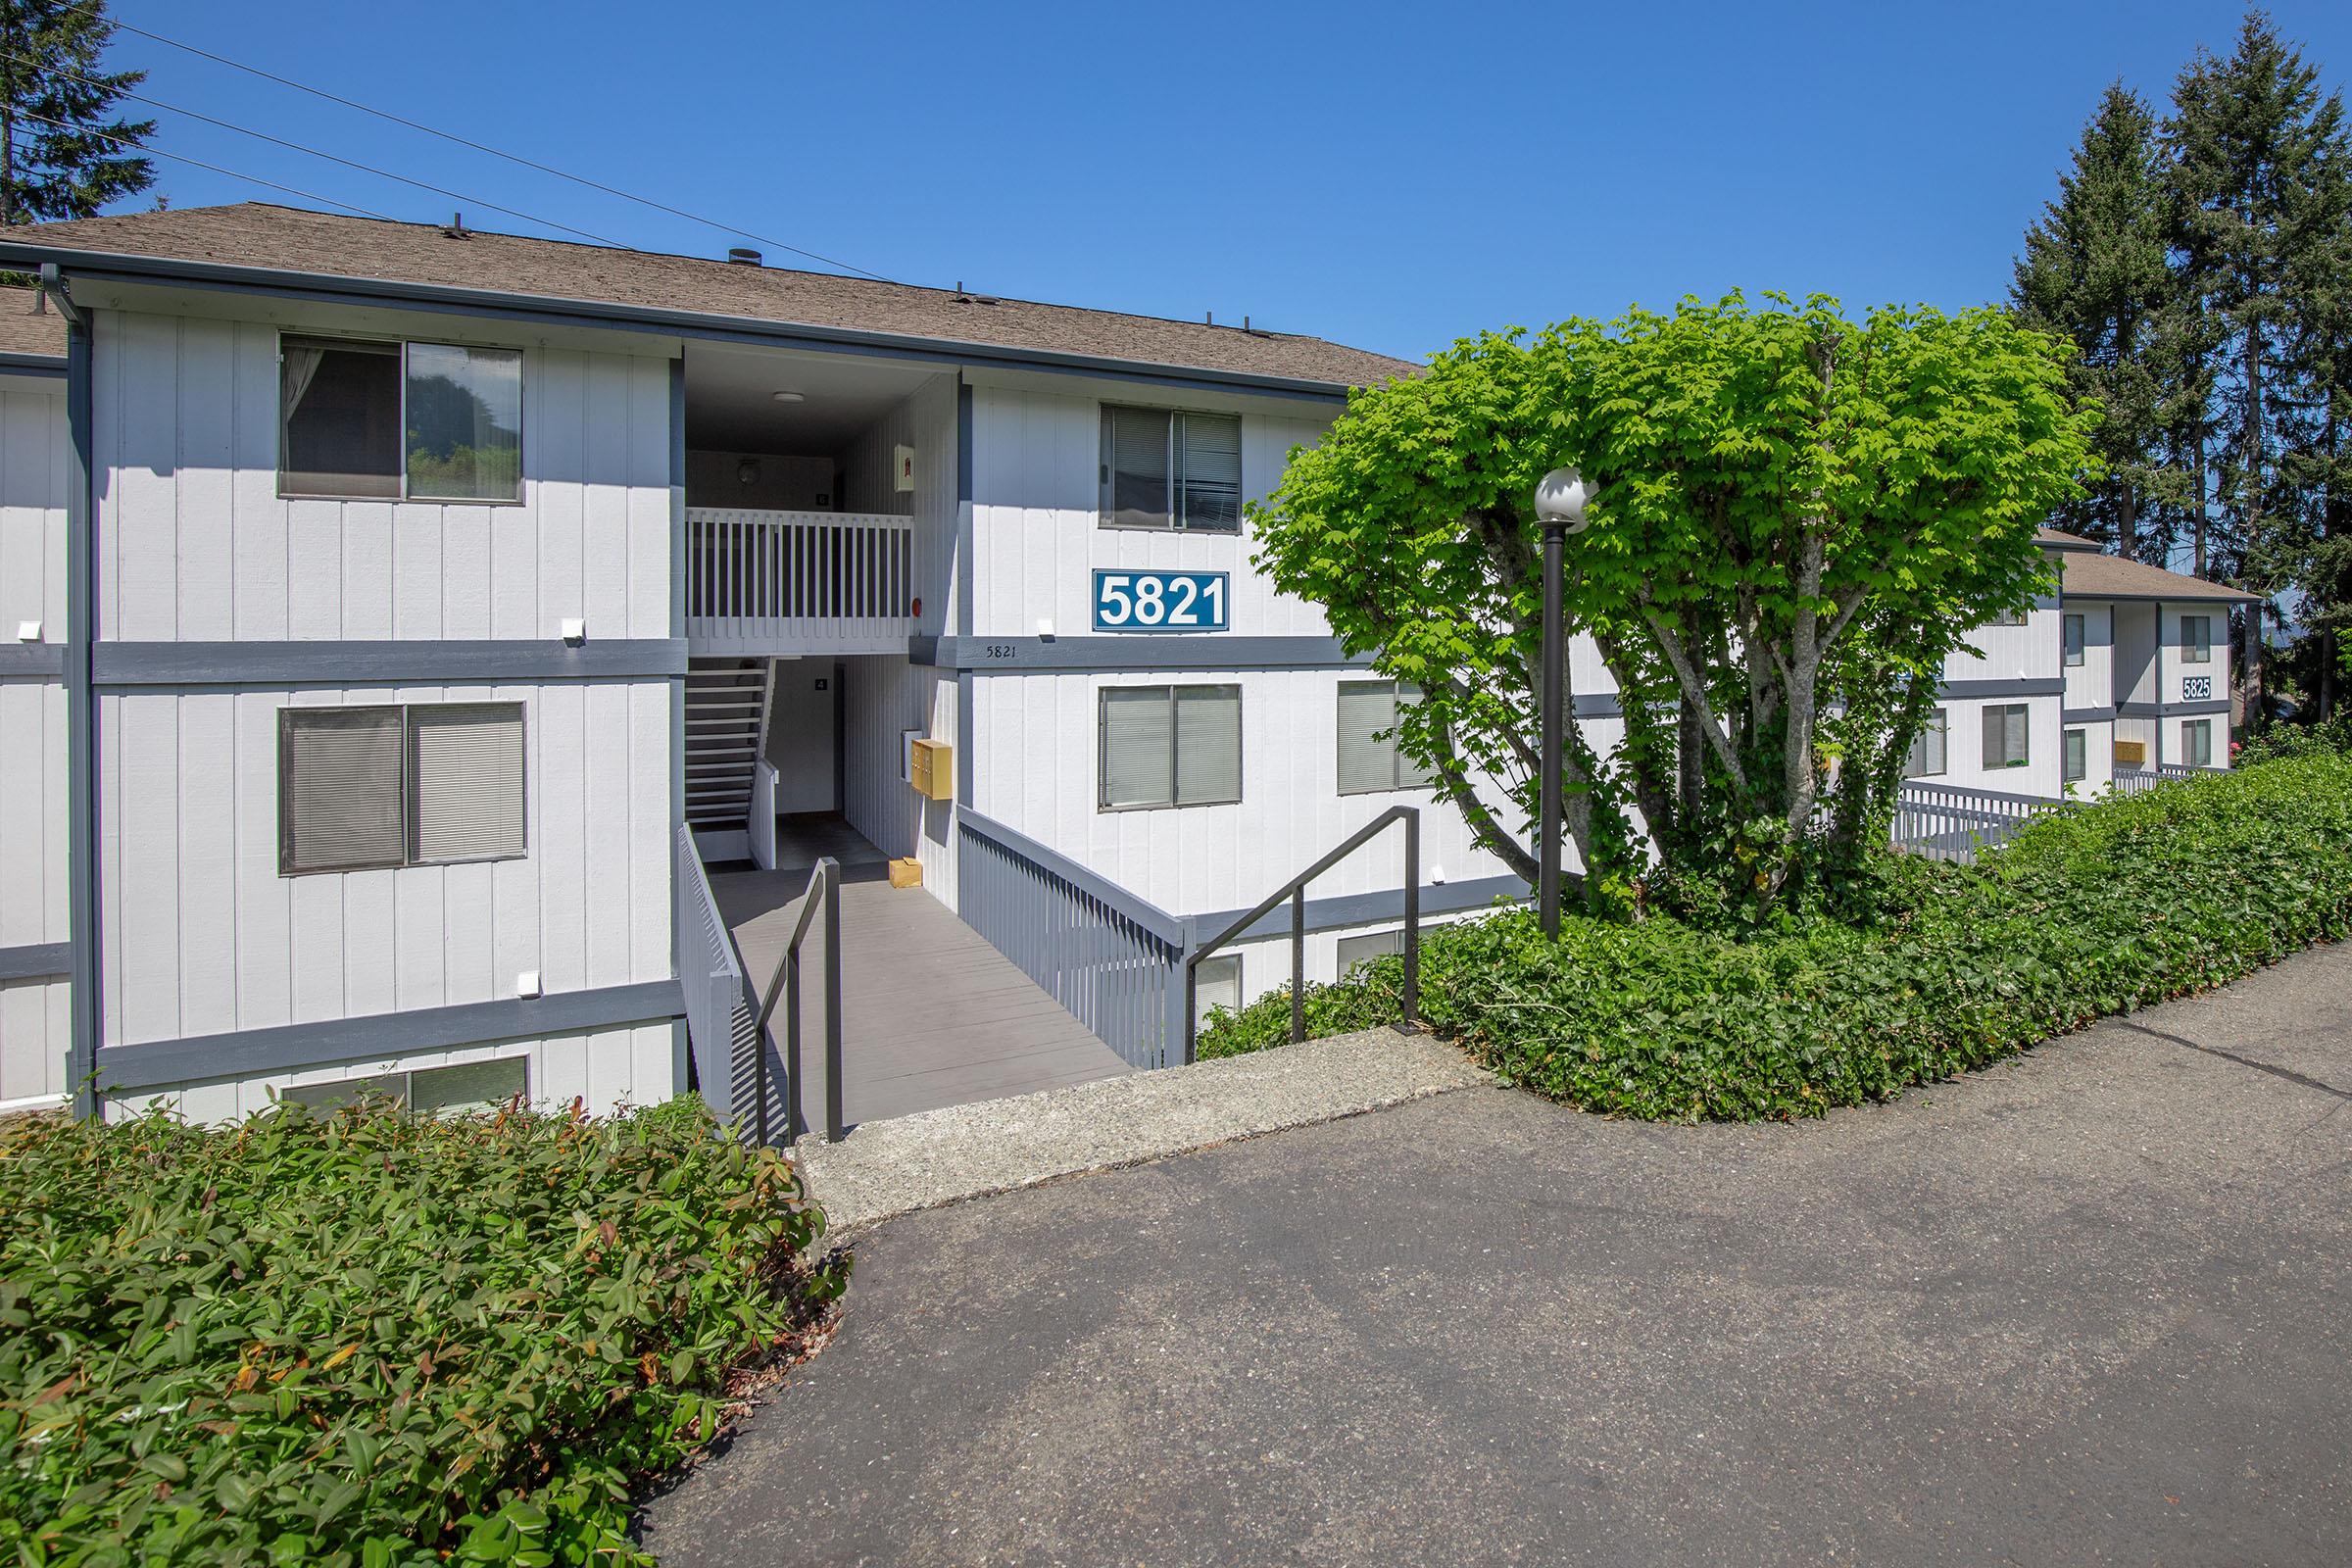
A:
643;944;2352;1567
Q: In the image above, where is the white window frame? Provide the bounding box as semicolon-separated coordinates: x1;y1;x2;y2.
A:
1991;606;2031;627
277;330;525;506
278;702;528;876
1097;684;1243;810
1904;708;1948;778
1336;679;1437;796
1983;703;2032;770
1096;404;1244;532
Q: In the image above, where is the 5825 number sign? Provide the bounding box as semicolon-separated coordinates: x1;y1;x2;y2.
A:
1092;569;1229;632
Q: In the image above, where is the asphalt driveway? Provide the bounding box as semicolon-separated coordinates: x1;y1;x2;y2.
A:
639;944;2352;1567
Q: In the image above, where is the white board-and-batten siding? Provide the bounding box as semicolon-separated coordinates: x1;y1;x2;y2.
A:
93;310;674;643
0;375;70;1103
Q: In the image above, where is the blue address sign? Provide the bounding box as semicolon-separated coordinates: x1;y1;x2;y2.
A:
1092;569;1229;632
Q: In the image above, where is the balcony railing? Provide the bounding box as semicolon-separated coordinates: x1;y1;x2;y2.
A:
685;508;917;651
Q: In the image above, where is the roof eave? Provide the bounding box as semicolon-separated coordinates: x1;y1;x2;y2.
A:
0;239;1371;403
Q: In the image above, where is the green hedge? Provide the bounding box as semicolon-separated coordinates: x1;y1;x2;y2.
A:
0;1096;846;1567
1200;753;2352;1120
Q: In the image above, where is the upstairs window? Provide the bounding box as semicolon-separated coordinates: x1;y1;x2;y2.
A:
280;335;523;503
1099;405;1242;530
1990;607;2030;627
1337;680;1437;794
279;703;526;874
1982;703;2031;769
2181;614;2212;663
2063;612;2084;666
2064;727;2087;783
1904;708;1947;777
1099;684;1241;808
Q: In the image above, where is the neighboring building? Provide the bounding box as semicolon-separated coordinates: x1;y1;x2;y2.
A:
0;203;1527;1123
1908;526;2256;798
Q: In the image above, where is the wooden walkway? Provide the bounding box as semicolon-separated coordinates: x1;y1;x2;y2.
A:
710;815;1131;1132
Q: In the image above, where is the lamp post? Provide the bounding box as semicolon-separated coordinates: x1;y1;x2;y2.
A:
1532;467;1595;939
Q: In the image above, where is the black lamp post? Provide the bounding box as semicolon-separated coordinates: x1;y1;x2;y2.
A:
1532;467;1595;939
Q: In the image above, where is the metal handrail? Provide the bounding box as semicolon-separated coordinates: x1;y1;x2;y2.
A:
753;856;843;1146
1183;805;1421;1063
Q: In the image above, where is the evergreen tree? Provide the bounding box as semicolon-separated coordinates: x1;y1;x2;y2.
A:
2278;142;2352;718
2013;84;2178;561
0;0;153;226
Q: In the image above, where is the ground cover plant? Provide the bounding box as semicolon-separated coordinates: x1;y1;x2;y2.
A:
1200;753;2352;1120
0;1094;845;1567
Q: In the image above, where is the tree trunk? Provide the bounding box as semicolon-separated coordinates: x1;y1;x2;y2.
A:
2322;627;2337;721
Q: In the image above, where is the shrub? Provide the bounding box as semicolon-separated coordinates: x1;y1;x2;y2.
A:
0;1095;845;1567
1200;753;2352;1120
2237;710;2352;764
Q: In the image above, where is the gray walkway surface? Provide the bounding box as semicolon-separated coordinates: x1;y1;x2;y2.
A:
639;943;2352;1568
796;1027;1492;1230
711;813;1130;1129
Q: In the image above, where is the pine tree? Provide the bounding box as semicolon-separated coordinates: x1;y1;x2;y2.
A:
2278;141;2352;719
0;0;153;226
2013;84;2178;561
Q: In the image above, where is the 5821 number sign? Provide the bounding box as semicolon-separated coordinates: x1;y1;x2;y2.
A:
1092;569;1229;632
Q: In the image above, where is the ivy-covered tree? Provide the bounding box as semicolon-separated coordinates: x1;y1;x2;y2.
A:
0;0;154;227
2013;83;2179;564
1250;295;2094;923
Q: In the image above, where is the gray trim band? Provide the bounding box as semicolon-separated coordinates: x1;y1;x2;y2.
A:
919;634;1374;672
13;248;1358;404
93;979;687;1093
2119;698;2230;718
0;351;65;377
0;942;70;982
92;638;689;686
2061;705;2117;724
0;643;64;676
1937;677;2066;700
1188;873;1530;947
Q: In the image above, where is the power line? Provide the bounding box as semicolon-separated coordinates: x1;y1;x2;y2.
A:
14;107;398;221
83;10;899;281
3;48;619;245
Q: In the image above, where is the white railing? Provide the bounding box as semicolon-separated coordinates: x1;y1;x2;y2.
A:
686;508;917;651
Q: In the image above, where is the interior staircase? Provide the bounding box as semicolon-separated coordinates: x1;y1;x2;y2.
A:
686;658;774;856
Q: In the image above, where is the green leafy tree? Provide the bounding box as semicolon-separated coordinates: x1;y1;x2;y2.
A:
1250;295;2094;924
2013;83;2180;564
0;0;153;226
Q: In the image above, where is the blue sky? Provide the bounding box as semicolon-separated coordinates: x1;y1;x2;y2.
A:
99;1;2352;363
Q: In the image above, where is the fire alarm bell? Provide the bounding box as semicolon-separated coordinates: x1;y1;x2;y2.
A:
894;444;916;492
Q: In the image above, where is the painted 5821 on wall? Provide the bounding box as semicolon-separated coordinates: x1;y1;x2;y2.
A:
1092;569;1229;632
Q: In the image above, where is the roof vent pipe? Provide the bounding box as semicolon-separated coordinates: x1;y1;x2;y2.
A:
442;212;469;239
727;247;762;266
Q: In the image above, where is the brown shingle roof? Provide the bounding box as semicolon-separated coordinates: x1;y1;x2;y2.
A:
2036;525;2100;552
1;204;1417;389
0;285;66;360
2061;549;2259;603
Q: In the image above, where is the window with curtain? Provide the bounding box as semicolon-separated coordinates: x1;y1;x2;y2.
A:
2064;727;2087;783
1098;684;1242;808
1098;406;1243;529
2181;614;2212;663
279;702;527;874
2064;612;2084;666
1904;708;1947;777
2183;718;2213;767
1982;703;2031;769
1337;680;1437;794
279;333;523;503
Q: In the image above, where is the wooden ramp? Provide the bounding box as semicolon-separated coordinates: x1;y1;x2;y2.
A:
710;814;1131;1132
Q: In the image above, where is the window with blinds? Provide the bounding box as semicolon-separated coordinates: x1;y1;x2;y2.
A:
1982;703;2031;769
2183;718;2214;767
2063;727;2087;783
279;702;526;875
1904;708;1947;777
2181;614;2212;663
1098;406;1243;529
1099;684;1242;808
1337;680;1437;794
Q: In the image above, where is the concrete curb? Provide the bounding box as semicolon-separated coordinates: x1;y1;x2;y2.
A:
793;1029;1494;1233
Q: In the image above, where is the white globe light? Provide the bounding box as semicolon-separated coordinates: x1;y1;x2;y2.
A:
1534;467;1596;534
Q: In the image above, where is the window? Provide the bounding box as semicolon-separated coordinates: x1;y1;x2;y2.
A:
1337;928;1403;976
1099;685;1241;808
280;334;522;503
1098;405;1242;530
1337;680;1437;794
279;703;526;874
1982;703;2031;769
2181;614;2212;663
1904;708;1947;777
2063;727;2087;783
1991;607;2030;627
281;1056;527;1117
2063;612;2084;666
1193;953;1242;1028
2184;718;2214;767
